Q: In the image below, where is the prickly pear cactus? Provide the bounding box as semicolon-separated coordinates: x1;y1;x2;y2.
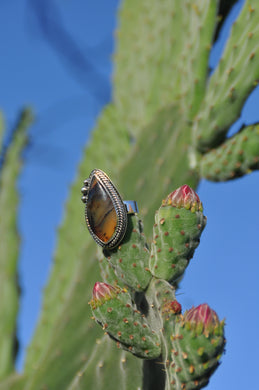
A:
0;108;33;383
88;182;225;390
0;1;259;390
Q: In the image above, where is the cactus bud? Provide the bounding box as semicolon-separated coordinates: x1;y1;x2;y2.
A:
162;300;182;316
164;184;202;212
169;300;182;314
92;282;117;302
184;303;220;333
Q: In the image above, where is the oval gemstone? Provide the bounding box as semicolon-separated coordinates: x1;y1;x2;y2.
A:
87;176;117;243
84;169;128;249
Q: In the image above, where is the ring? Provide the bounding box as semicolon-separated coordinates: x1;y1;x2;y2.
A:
81;169;138;249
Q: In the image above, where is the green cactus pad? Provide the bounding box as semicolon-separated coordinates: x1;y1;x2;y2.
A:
195;0;259;151
98;247;121;286
114;0;217;132
66;336;142;390
0;108;33;380
166;314;225;389
145;278;178;335
149;203;206;283
101;214;152;291
90;286;161;359
200;124;259;181
145;280;225;390
0;374;26;390
117;104;200;234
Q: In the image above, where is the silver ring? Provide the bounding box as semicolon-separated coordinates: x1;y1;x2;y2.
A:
81;169;138;249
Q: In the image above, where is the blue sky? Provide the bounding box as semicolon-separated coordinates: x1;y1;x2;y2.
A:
0;1;258;389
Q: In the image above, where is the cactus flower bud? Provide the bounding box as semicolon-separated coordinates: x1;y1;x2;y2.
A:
164;185;202;212
162;300;182;316
92;282;117;303
185;303;219;326
183;303;222;335
170;300;182;314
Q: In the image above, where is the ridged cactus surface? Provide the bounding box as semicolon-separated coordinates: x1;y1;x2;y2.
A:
0;109;33;381
200;123;259;180
100;214;151;291
194;1;259;151
114;0;217;128
0;0;258;389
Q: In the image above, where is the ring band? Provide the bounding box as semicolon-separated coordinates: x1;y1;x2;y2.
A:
82;196;138;215
124;200;138;214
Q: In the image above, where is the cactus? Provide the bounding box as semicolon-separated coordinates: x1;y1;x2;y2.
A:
0;109;33;381
88;182;225;390
200;123;259;180
0;0;259;390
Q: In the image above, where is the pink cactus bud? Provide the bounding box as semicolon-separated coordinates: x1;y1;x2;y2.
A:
164;185;202;211
92;282;117;302
184;303;220;332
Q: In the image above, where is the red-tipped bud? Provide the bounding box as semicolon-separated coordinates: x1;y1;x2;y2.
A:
161;300;182;316
164;185;202;212
185;303;219;326
92;282;117;302
170;300;182;314
184;303;221;334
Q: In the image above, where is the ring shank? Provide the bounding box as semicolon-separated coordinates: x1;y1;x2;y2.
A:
124;200;139;214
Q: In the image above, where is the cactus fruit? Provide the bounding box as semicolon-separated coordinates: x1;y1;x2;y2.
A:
89;181;225;390
149;185;206;283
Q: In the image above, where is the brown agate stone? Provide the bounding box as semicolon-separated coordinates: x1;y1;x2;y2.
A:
86;176;117;243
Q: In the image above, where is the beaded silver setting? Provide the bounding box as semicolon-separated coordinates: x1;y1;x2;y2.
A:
81;169;138;249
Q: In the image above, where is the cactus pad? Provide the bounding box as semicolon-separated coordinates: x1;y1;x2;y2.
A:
200;124;259;180
90;283;161;359
149;187;206;283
